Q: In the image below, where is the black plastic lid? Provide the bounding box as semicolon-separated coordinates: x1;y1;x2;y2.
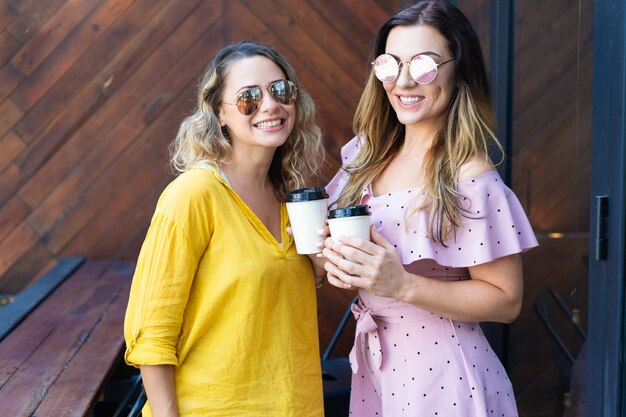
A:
285;187;329;202
327;205;371;219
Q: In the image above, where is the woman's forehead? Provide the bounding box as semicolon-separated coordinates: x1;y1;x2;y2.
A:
224;56;286;91
385;25;449;57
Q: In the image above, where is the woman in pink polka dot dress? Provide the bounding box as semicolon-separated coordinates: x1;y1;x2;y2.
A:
320;1;539;416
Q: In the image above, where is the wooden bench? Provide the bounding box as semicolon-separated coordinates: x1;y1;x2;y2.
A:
0;258;136;417
0;256;355;416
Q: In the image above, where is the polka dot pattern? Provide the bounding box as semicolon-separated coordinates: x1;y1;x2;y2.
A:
347;296;520;416
325;137;532;416
326;138;538;269
360;172;537;268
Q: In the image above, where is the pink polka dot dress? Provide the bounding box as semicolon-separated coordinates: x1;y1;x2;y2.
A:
326;138;539;417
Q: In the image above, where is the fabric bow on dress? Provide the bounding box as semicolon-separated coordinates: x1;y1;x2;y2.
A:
349;302;382;374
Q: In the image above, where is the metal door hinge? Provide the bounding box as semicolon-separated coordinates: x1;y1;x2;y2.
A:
594;196;608;261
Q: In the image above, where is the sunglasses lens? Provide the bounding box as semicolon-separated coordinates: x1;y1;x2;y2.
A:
236;88;261;115
409;55;438;84
373;54;399;83
269;80;297;105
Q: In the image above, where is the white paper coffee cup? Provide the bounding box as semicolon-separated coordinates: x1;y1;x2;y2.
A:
286;188;329;254
327;205;371;242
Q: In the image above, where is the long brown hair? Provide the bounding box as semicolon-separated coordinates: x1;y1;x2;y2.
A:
336;0;501;244
170;41;324;201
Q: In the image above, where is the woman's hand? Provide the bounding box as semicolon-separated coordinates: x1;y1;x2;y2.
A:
322;226;524;323
322;226;408;298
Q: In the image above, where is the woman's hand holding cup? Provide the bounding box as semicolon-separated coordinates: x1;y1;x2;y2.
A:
323;205;372;290
286;187;330;288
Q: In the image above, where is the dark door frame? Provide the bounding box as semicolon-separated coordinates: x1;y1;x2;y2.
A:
480;0;515;366
588;0;626;416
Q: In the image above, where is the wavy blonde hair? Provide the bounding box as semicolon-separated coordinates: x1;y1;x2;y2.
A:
335;0;502;244
170;41;324;201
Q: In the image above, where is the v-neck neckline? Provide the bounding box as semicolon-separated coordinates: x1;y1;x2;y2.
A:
233;194;287;249
194;165;289;252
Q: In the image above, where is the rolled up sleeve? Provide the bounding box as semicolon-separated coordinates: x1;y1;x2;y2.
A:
124;213;200;367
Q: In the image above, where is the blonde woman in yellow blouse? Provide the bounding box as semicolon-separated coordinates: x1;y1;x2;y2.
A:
124;41;326;417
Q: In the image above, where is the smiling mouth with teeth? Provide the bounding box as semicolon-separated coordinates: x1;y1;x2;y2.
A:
399;96;424;104
254;119;284;128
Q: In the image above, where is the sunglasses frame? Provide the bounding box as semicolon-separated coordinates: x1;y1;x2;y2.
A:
372;53;455;84
224;79;298;116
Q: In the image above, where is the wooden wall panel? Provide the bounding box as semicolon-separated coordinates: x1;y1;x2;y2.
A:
0;1;18;31
0;1;596;413
512;0;593;233
0;63;22;101
0;0;397;353
0;1;67;66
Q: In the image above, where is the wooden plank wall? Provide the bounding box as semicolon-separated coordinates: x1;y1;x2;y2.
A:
508;0;594;415
0;4;596;415
0;0;398;355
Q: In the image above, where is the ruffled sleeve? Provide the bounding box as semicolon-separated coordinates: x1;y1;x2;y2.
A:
369;171;538;267
325;136;362;207
325;139;538;267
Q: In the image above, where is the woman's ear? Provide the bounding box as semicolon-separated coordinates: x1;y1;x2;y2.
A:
218;107;226;127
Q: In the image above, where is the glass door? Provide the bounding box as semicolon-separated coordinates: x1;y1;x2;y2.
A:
456;1;594;415
508;1;593;415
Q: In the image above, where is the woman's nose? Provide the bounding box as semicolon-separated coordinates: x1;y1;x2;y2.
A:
395;63;416;88
259;90;281;112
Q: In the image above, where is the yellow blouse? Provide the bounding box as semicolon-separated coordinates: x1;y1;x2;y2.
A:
124;167;323;417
